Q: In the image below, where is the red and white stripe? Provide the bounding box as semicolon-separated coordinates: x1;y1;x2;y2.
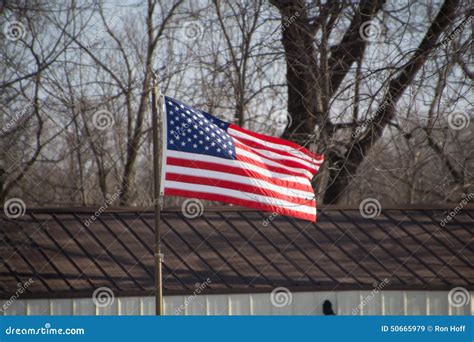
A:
162;124;324;222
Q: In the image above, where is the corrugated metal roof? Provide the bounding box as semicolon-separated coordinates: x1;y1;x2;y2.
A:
0;205;473;299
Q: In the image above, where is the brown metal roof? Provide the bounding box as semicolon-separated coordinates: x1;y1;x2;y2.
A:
0;205;473;299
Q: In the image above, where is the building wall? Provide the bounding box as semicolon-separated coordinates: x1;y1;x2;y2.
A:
1;291;472;316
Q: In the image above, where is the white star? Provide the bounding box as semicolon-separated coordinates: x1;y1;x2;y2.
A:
181;142;185;146
205;136;210;141
199;140;203;144
199;131;204;135
170;140;174;144
193;144;197;148
211;133;215;137
205;146;209;150
217;148;221;152
211;142;216;146
193;134;198;139
187;138;191;142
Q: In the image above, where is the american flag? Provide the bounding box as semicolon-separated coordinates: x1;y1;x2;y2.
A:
160;96;324;222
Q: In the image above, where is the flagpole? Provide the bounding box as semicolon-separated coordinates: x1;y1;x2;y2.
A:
151;72;164;316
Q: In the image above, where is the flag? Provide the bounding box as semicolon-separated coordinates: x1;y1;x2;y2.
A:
160;96;324;222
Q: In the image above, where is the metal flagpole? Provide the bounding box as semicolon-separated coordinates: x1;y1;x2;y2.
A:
151;72;164;315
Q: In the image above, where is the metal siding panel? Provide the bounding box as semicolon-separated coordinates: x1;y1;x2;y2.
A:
250;293;272;315
186;295;206;315
291;292;316;315
405;291;426;315
383;291;405;315
359;290;383;315
207;295;229;315
141;297;154;315
2;300;27;315
118;297;140;315
50;299;73;315
336;291;360;315
73;298;95;315
27;299;50;315
96;299;118;315
229;294;251;315
427;291;449;315
163;295;185;315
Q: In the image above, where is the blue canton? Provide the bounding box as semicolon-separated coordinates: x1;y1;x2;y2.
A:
164;96;236;160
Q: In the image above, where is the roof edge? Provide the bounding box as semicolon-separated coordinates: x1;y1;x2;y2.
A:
8;203;474;215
